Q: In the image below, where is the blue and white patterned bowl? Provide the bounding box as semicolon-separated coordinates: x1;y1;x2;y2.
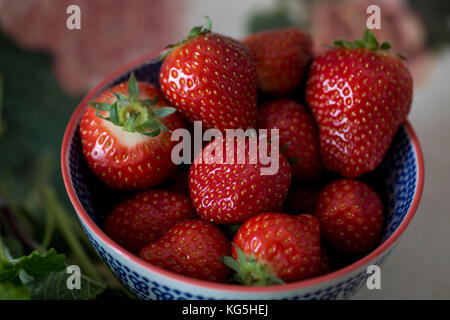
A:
61;51;424;300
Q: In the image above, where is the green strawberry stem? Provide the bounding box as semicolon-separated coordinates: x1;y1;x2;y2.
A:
333;28;390;51
161;16;212;59
90;73;176;137
221;246;285;286
332;28;407;61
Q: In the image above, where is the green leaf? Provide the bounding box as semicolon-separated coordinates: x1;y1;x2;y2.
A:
380;42;391;50
203;16;212;32
27;271;106;300
139;118;164;131
152;107;176;119
142;97;158;107
220;256;240;273
122;113;139;132
0;281;30;300
355;39;365;48
268;275;285;285
187;26;203;38
0;261;19;282
109;102;120;125
16;248;66;277
363;28;371;44
367;30;379;50
287;157;301;164
0;248;65;282
113;92;128;103
396;53;408;61
280;142;290;154
235;246;248;267
127;73;139;101
90;102;111;111
333;39;345;47
141;128;161;137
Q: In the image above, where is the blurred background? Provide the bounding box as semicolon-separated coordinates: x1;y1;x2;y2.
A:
0;0;449;299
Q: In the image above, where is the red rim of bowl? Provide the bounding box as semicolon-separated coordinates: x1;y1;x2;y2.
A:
61;49;425;294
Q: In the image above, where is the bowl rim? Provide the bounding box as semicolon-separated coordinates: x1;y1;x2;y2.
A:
61;49;425;294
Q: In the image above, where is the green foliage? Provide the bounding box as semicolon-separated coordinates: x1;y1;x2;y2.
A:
0;248;65;282
0;31;129;300
28;271;105;300
246;5;299;34
0;282;30;300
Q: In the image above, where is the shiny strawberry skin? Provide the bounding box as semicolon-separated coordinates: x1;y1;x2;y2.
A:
104;189;197;253
232;213;321;282
243;27;312;95
257;98;322;181
189;136;292;224
160;33;258;130
79;81;185;190
315;179;384;256
306;48;413;177
139;220;231;282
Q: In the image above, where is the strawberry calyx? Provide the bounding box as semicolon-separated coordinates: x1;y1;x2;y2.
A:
332;28;391;51
280;142;301;164
161;16;212;58
221;246;285;286
331;29;407;61
90;73;176;137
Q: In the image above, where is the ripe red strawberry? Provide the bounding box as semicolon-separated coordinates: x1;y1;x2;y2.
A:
224;213;321;284
306;29;413;177
315;179;384;256
80;74;185;190
104;189;197;253
160;17;258;130
139;220;231;282
257;98;322;181
189;135;292;224
243;27;312;95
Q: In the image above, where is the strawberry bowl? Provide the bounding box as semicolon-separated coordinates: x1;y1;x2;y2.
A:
61;50;424;300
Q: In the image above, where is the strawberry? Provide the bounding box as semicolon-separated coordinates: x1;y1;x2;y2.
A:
189;135;292;224
160;17;258;130
104;189;197;253
315;179;384;256
306;29;413;177
243;27;312;95
139;219;231;282
79;73;185;190
223;213;321;285
257;98;322;181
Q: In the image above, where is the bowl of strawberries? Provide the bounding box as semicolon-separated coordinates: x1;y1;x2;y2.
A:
61;18;424;300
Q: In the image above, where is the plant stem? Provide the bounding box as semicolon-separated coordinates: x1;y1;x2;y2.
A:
39;204;55;253
43;186;101;282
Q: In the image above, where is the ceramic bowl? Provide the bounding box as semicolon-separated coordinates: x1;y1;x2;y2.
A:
61;51;424;300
